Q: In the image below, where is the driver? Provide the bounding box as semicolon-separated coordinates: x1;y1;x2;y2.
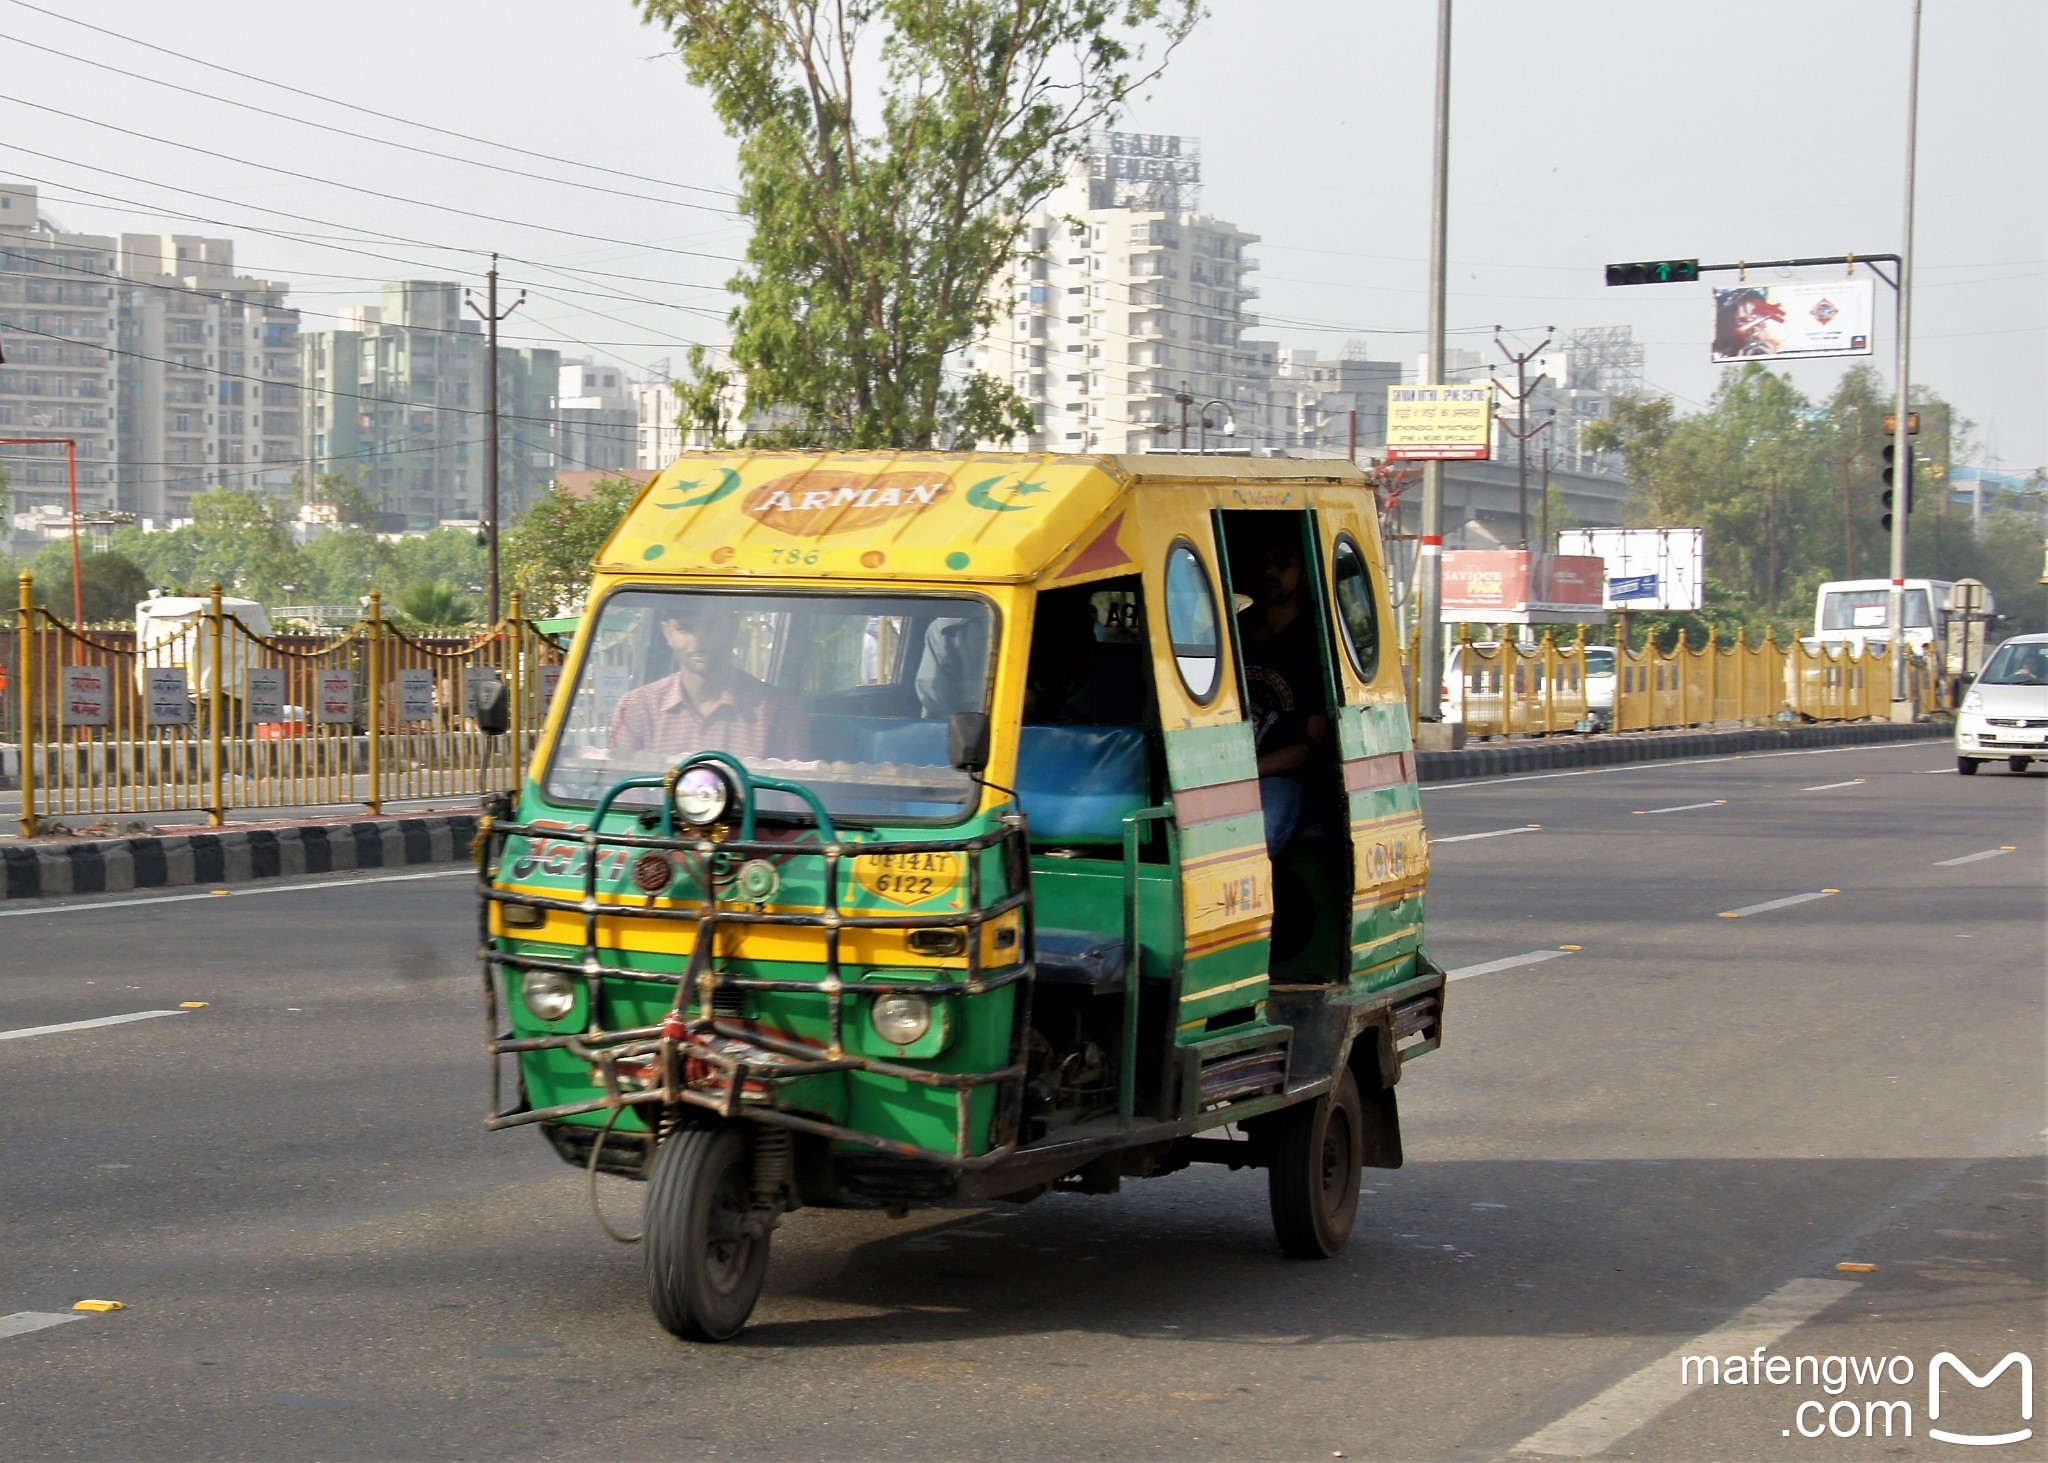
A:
608;600;809;760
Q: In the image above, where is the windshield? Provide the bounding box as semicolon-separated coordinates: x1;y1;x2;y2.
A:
1976;640;2048;687
543;588;995;824
1582;647;1616;674
1821;588;1933;632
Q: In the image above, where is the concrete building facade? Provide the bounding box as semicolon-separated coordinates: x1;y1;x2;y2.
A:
300;281;559;530
557;359;637;474
115;231;301;519
0;184;121;518
970;136;1275;454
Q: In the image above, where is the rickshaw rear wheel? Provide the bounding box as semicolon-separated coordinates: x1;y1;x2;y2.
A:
643;1124;771;1342
1267;1067;1364;1259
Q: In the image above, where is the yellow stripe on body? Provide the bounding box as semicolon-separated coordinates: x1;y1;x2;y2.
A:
1179;972;1270;1005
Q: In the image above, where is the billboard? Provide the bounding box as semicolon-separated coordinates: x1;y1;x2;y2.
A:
1386;384;1493;461
1711;278;1874;363
1557;527;1705;612
1440;550;1606;624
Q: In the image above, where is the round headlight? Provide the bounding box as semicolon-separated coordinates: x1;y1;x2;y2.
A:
870;991;932;1047
675;765;734;826
522;970;576;1023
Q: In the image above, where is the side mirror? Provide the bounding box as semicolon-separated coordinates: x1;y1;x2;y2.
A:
948;711;990;774
470;673;510;736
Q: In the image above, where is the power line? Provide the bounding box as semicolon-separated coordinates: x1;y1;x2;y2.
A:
0;322;569;432
0;0;734;202
0;244;715;353
0;30;741;218
0;102;750;268
12;175;734;324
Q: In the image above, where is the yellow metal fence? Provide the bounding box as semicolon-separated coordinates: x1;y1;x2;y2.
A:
12;574;560;835
1444;627;1941;741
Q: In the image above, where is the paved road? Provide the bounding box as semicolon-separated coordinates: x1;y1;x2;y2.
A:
2;741;2040;1461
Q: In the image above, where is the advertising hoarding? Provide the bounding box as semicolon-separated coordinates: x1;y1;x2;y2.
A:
1386;384;1494;461
1710;278;1874;363
1557;527;1705;612
1440;550;1606;624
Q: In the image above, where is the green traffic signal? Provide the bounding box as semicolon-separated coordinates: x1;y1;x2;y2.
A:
1605;259;1701;286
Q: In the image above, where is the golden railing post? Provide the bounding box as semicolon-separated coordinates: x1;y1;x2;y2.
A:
507;590;526;792
17;572;37;837
1407;621;1421;740
365;589;383;815
206;582;225;825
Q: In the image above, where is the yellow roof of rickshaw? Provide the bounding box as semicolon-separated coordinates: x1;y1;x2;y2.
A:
594;451;1367;584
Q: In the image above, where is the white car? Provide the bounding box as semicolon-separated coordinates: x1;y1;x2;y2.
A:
1955;633;2048;775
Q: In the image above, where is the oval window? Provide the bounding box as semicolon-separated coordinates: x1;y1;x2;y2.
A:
1163;540;1222;702
1331;534;1381;682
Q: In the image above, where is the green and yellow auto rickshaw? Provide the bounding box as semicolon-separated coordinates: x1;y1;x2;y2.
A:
478;451;1443;1340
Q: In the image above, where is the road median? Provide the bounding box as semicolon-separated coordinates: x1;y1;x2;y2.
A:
1418;719;1949;783
1;812;481;901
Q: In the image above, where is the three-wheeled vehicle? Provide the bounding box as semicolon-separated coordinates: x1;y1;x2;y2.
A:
478;452;1444;1340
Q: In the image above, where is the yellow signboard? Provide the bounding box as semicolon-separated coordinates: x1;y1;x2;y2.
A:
1386;384;1494;462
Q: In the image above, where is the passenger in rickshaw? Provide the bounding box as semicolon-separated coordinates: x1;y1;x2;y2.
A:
608;598;810;759
1234;521;1334;856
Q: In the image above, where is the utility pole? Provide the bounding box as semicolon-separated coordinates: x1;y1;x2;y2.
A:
1416;0;1453;718
1889;0;1922;714
1493;329;1554;549
1173;381;1193;451
1538;412;1555;549
467;255;524;626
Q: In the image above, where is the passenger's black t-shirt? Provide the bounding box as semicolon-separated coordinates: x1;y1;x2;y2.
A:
1243;612;1328;765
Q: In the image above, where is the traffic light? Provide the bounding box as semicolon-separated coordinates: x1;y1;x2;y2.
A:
1605;260;1700;286
1880;444;1915;532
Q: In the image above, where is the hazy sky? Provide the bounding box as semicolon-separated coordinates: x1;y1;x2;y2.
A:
8;0;2042;468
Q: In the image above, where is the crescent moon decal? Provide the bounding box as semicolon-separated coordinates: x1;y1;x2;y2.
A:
965;475;1049;513
660;467;743;510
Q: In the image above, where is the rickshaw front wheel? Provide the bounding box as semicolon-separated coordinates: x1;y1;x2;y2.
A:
1267;1067;1365;1259
643;1124;772;1342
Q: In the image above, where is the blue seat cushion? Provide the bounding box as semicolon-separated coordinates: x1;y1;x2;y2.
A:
1034;928;1126;992
1017;724;1147;844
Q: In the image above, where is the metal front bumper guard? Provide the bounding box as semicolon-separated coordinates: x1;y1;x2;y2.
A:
479;756;1037;1171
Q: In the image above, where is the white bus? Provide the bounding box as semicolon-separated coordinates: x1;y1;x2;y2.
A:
1811;578;1980;655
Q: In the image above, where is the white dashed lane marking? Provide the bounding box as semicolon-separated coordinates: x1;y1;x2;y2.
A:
0;1010;186;1042
1933;847;2016;867
1803;778;1866;791
1510;1278;1860;1457
1719;890;1838;919
0;1312;85;1341
1447;949;1572;981
1433;826;1540;844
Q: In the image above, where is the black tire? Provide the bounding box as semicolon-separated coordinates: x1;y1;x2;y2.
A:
643;1124;770;1342
1268;1066;1365;1259
1957;757;1980;776
2008;757;2031;774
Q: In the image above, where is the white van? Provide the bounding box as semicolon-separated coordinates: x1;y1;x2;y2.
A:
1812;578;1976;656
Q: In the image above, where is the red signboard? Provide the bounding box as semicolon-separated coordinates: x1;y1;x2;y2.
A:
1440;551;1605;621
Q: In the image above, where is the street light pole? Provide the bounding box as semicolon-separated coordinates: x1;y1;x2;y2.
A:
1416;0;1453;717
1888;0;1922;715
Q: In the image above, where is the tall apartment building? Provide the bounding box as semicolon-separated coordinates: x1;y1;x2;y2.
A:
115;231;301;519
557;358;637;473
300;281;559;530
0;184;120;517
969;135;1273;453
1263;348;1403;459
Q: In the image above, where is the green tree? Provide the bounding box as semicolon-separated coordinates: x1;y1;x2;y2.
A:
637;0;1199;448
503;474;645;616
389;526;486;598
294;470;383;532
301;529;395;604
28;547;152;624
393;580;480;631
